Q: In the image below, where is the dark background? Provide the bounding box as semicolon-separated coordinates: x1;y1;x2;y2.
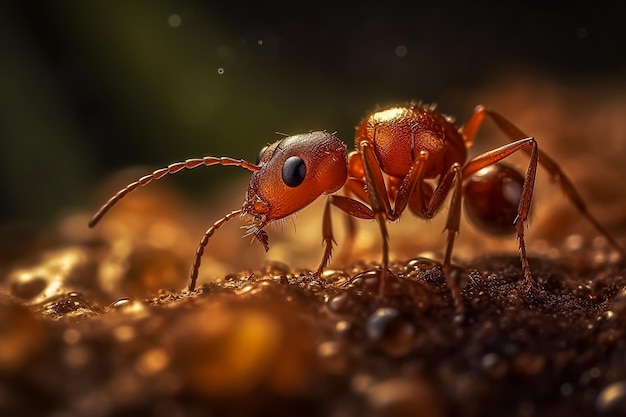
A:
1;0;625;228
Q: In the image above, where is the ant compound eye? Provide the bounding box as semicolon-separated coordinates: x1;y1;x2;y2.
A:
282;156;307;187
256;145;269;165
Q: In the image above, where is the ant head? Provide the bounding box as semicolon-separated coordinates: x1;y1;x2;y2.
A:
243;131;348;225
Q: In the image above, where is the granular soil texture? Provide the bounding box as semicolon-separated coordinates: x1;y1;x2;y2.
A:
2;238;626;417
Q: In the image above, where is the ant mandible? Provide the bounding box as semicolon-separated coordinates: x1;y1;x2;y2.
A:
88;102;624;302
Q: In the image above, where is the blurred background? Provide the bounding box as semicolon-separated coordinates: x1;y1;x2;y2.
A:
1;0;625;259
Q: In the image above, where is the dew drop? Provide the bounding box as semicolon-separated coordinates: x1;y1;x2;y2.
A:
108;297;132;309
10;275;47;300
404;257;440;272
64;345;90;368
404;257;444;285
513;353;546;376
63;328;82;344
565;234;584;251
321;269;350;284
560;382;574;396
317;341;348;375
327;292;349;313
366;377;444;417
394;45;408;58
346;270;382;293
366;308;415;357
106;297;148;317
40;292;100;319
596;380;626;413
481;353;507;378
113;325;136;342
335;320;353;337
136;348;170;376
167;14;182;28
598;310;615;321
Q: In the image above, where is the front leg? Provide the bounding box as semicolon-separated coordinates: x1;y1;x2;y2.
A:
314;195;375;276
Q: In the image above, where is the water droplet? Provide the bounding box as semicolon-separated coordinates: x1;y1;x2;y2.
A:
113;325;136;342
596;380;626;413
317;341;348;375
346;270;382;293
565;234;584;251
560;382;574;396
394;45;408;58
513;353;545;376
108;297;131;309
167;14;182;28
327;292;349;312
598;310;615;321
351;373;376;394
6;247;96;303
365;377;444;417
64;345;90;368
589;367;602;378
481;353;507;378
10;275;47;300
136;348;170;376
306;279;322;291
335;320;353;337
40;292;100;319
107;297;148;318
366;308;415;357
321;269;350;284
404;257;444;285
63;328;81;344
404;257;440;272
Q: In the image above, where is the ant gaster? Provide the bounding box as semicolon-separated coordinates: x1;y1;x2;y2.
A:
89;103;624;303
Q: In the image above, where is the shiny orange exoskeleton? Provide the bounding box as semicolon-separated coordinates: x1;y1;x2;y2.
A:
89;103;624;301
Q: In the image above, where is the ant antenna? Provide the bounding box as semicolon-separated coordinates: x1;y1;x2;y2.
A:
88;156;259;228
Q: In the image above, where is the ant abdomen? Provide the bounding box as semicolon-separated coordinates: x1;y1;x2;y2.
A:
464;163;525;236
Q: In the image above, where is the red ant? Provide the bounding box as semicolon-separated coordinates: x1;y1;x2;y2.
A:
89;103;624;302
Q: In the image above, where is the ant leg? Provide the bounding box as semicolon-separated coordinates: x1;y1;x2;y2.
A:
398;159;466;306
463;137;540;285
335;178;368;264
315;199;337;276
390;151;430;218
441;164;464;310
321;194;396;293
462;106;624;257
188;209;243;291
358;141;393;216
358;141;395;293
314;195;376;276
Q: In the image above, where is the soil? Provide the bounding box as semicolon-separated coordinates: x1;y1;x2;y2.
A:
1;213;625;417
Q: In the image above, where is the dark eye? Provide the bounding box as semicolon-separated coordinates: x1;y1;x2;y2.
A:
256;145;269;165
282;156;306;187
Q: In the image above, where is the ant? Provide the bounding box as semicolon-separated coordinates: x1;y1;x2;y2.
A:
89;103;624;304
